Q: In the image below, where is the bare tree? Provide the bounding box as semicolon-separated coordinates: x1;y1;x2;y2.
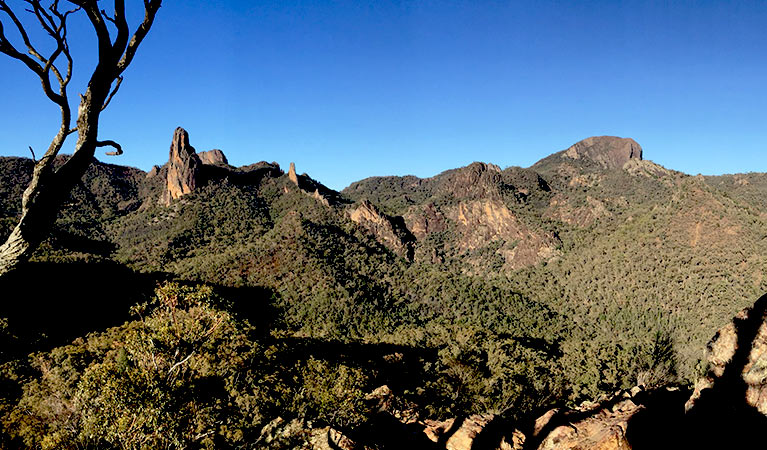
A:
0;0;162;276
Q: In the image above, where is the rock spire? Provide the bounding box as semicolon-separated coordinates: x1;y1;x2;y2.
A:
161;127;201;205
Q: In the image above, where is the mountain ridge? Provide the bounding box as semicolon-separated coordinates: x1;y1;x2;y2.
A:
3;129;767;448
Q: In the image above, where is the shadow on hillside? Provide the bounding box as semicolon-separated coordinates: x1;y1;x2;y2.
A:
204;283;282;335
0;261;165;355
0;261;282;356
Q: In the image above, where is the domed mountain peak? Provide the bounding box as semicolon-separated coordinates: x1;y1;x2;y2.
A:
562;136;642;169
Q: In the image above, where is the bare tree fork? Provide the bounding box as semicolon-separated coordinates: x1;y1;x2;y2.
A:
0;0;162;277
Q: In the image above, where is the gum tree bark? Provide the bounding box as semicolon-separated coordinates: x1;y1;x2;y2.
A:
0;0;162;276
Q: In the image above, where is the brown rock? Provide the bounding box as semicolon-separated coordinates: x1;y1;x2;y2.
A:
561;136;642;170
198;149;228;166
405;203;447;240
309;427;356;450
536;399;641;450
349;200;415;260
288;162;299;185
146;165;160;179
423;414;496;450
442;162;503;198
313;188;330;207
161;127;201;205
446;199;559;269
686;294;767;416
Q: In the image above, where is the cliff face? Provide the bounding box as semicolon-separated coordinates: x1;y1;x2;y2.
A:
532;136;643;174
348;200;415;260
161;127;201;205
561;136;642;169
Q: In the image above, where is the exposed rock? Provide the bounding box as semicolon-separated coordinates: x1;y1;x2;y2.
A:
313;188;330;207
405;203;447;240
561;136;642;170
256;417;309;447
282;162;339;207
198;149;228;166
687;293;767;416
537;399;639;450
256;417;356;450
446;199;559;269
146;165;160;179
349;200;415;260
288;162;299;185
422;414;498;450
160;127;201;205
309;427;356;450
441;162;503;198
238;161;281;173
622;159;672;179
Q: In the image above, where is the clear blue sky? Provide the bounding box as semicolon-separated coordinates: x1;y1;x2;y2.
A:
1;0;767;190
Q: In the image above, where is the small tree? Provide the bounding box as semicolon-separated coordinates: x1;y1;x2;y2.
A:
0;0;162;276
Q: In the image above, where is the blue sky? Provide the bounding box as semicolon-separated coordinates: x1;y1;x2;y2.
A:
1;0;767;190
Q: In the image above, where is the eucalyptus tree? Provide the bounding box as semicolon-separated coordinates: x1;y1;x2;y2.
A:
0;0;162;276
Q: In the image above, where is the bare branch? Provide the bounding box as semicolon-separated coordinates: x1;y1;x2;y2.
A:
0;1;44;63
50;4;80;88
99;9;116;25
28;146;36;163
95;140;123;156
116;0;162;75
167;351;195;377
68;1;112;63
101;76;123;111
112;0;130;57
0;1;67;106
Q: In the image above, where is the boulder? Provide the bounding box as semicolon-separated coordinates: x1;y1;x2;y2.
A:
198;149;228;166
422;414;499;450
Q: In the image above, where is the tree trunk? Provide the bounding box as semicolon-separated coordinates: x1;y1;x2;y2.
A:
0;96;102;277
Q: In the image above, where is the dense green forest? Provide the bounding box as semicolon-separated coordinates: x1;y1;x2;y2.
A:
1;136;765;448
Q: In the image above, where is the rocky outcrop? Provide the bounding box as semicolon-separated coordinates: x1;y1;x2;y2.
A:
349;200;415;260
446;199;559;269
622;159;671;179
441;162;503;199
146;165;160;179
405;203;447;240
687;293;767;416
561;136;642;170
198;149;228;166
535;400;639;450
423;414;515;450
255;417;356;449
288;162;299;185
355;384;690;450
161;127;201;205
285;162;338;207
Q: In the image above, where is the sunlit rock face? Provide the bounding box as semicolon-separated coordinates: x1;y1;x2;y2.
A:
349;199;415;260
561;136;643;170
198;149;228;166
161;127;201;205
